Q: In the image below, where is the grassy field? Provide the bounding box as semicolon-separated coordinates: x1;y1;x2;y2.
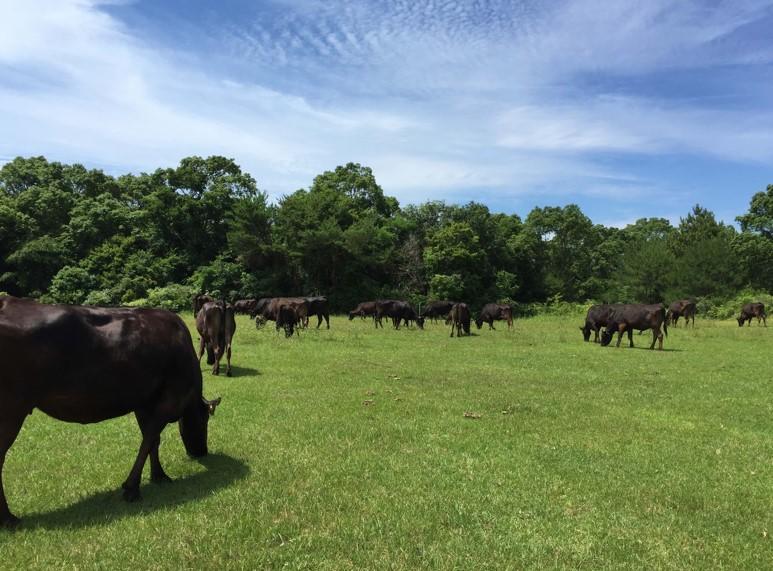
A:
1;314;772;569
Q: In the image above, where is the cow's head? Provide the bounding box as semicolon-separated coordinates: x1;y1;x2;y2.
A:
599;326;615;347
416;316;425;329
475;316;483;329
580;324;592;342
737;316;745;327
179;396;222;457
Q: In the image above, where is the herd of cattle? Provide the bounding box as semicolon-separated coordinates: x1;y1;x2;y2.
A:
581;299;767;350
0;292;767;527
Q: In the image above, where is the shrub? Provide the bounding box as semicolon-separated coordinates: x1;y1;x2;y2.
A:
145;284;196;312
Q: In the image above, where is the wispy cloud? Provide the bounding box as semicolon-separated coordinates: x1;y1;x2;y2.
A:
1;0;772;220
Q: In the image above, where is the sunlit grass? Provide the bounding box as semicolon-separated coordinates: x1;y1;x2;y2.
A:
2;314;772;569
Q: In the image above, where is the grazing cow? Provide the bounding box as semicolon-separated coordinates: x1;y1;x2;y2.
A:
737;302;767;327
580;304;620;342
421;301;457;323
348;301;378;322
0;296;221;527
192;293;214;315
600;303;668;350
195;301;236;376
233;298;258;316
256;298;308;333
305;296;330;329
448;303;471;337
376;300;425;330
666;299;697;327
475;303;513;330
276;303;299;337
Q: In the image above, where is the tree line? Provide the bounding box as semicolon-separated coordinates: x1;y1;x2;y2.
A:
1;155;771;314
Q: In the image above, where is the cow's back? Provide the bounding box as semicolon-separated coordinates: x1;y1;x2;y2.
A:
0;297;201;424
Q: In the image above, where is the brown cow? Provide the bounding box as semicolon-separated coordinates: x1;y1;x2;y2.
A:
475;303;513;330
192;293;214;315
667;299;696;327
600;303;668;350
196;301;236;376
448;303;471;337
737;302;767;327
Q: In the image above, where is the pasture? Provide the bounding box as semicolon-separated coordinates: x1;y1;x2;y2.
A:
2;314;772;569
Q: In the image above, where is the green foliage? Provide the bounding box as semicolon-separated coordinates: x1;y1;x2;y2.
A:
47;266;96;304
428;273;465;300
0;155;770;310
145;284;197;312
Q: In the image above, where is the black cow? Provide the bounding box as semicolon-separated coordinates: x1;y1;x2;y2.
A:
348;301;378;322
233;298;258;316
448;303;471;337
376;300;425;330
0;296;221;527
667;299;696;327
738;302;767;327
195;301;236;376
600;303;668;350
580;304;624;342
305;296;330;329
192;293;214;315
475;303;513;330
421;301;456;323
276;303;299;337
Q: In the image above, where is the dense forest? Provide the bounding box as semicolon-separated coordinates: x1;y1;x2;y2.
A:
1;155;771;315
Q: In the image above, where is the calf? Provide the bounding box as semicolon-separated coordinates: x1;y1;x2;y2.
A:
475;303;513;330
196;301;236;375
737;302;767;327
348;301;378;322
233;298;258;316
376;300;425;330
600;304;667;350
448;303;471;337
276;304;299;337
305;296;330;329
667;299;696;327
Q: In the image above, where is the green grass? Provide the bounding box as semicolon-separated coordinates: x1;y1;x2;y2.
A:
2;315;772;569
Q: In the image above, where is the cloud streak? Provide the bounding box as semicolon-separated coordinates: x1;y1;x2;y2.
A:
1;0;772;220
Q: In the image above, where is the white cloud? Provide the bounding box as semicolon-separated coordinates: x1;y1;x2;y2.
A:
1;0;772;214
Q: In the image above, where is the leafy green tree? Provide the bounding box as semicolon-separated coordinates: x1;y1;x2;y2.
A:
737;185;773;238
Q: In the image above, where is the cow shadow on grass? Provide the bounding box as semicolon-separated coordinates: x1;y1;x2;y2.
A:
22;453;249;530
227;365;260;378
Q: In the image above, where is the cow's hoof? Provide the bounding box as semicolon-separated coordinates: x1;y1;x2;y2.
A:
122;483;142;502
1;514;21;529
226;370;232;377
151;473;173;484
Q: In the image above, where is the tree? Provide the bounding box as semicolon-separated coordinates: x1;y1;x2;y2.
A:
737;184;773;238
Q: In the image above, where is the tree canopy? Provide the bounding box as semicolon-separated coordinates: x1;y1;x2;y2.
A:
0;155;769;311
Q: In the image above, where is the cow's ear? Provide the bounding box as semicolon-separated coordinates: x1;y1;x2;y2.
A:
206;397;222;416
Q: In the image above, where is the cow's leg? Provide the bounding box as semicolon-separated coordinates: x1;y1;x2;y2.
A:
122;414;166;501
212;345;221;375
0;413;25;527
650;328;658;350
593;327;600;343
628;328;634;348
450;321;454;337
325;313;330;329
135;412;171;484
225;342;232;377
197;337;205;362
489;320;495;330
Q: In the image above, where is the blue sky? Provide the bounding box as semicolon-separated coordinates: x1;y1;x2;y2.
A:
2;0;773;226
